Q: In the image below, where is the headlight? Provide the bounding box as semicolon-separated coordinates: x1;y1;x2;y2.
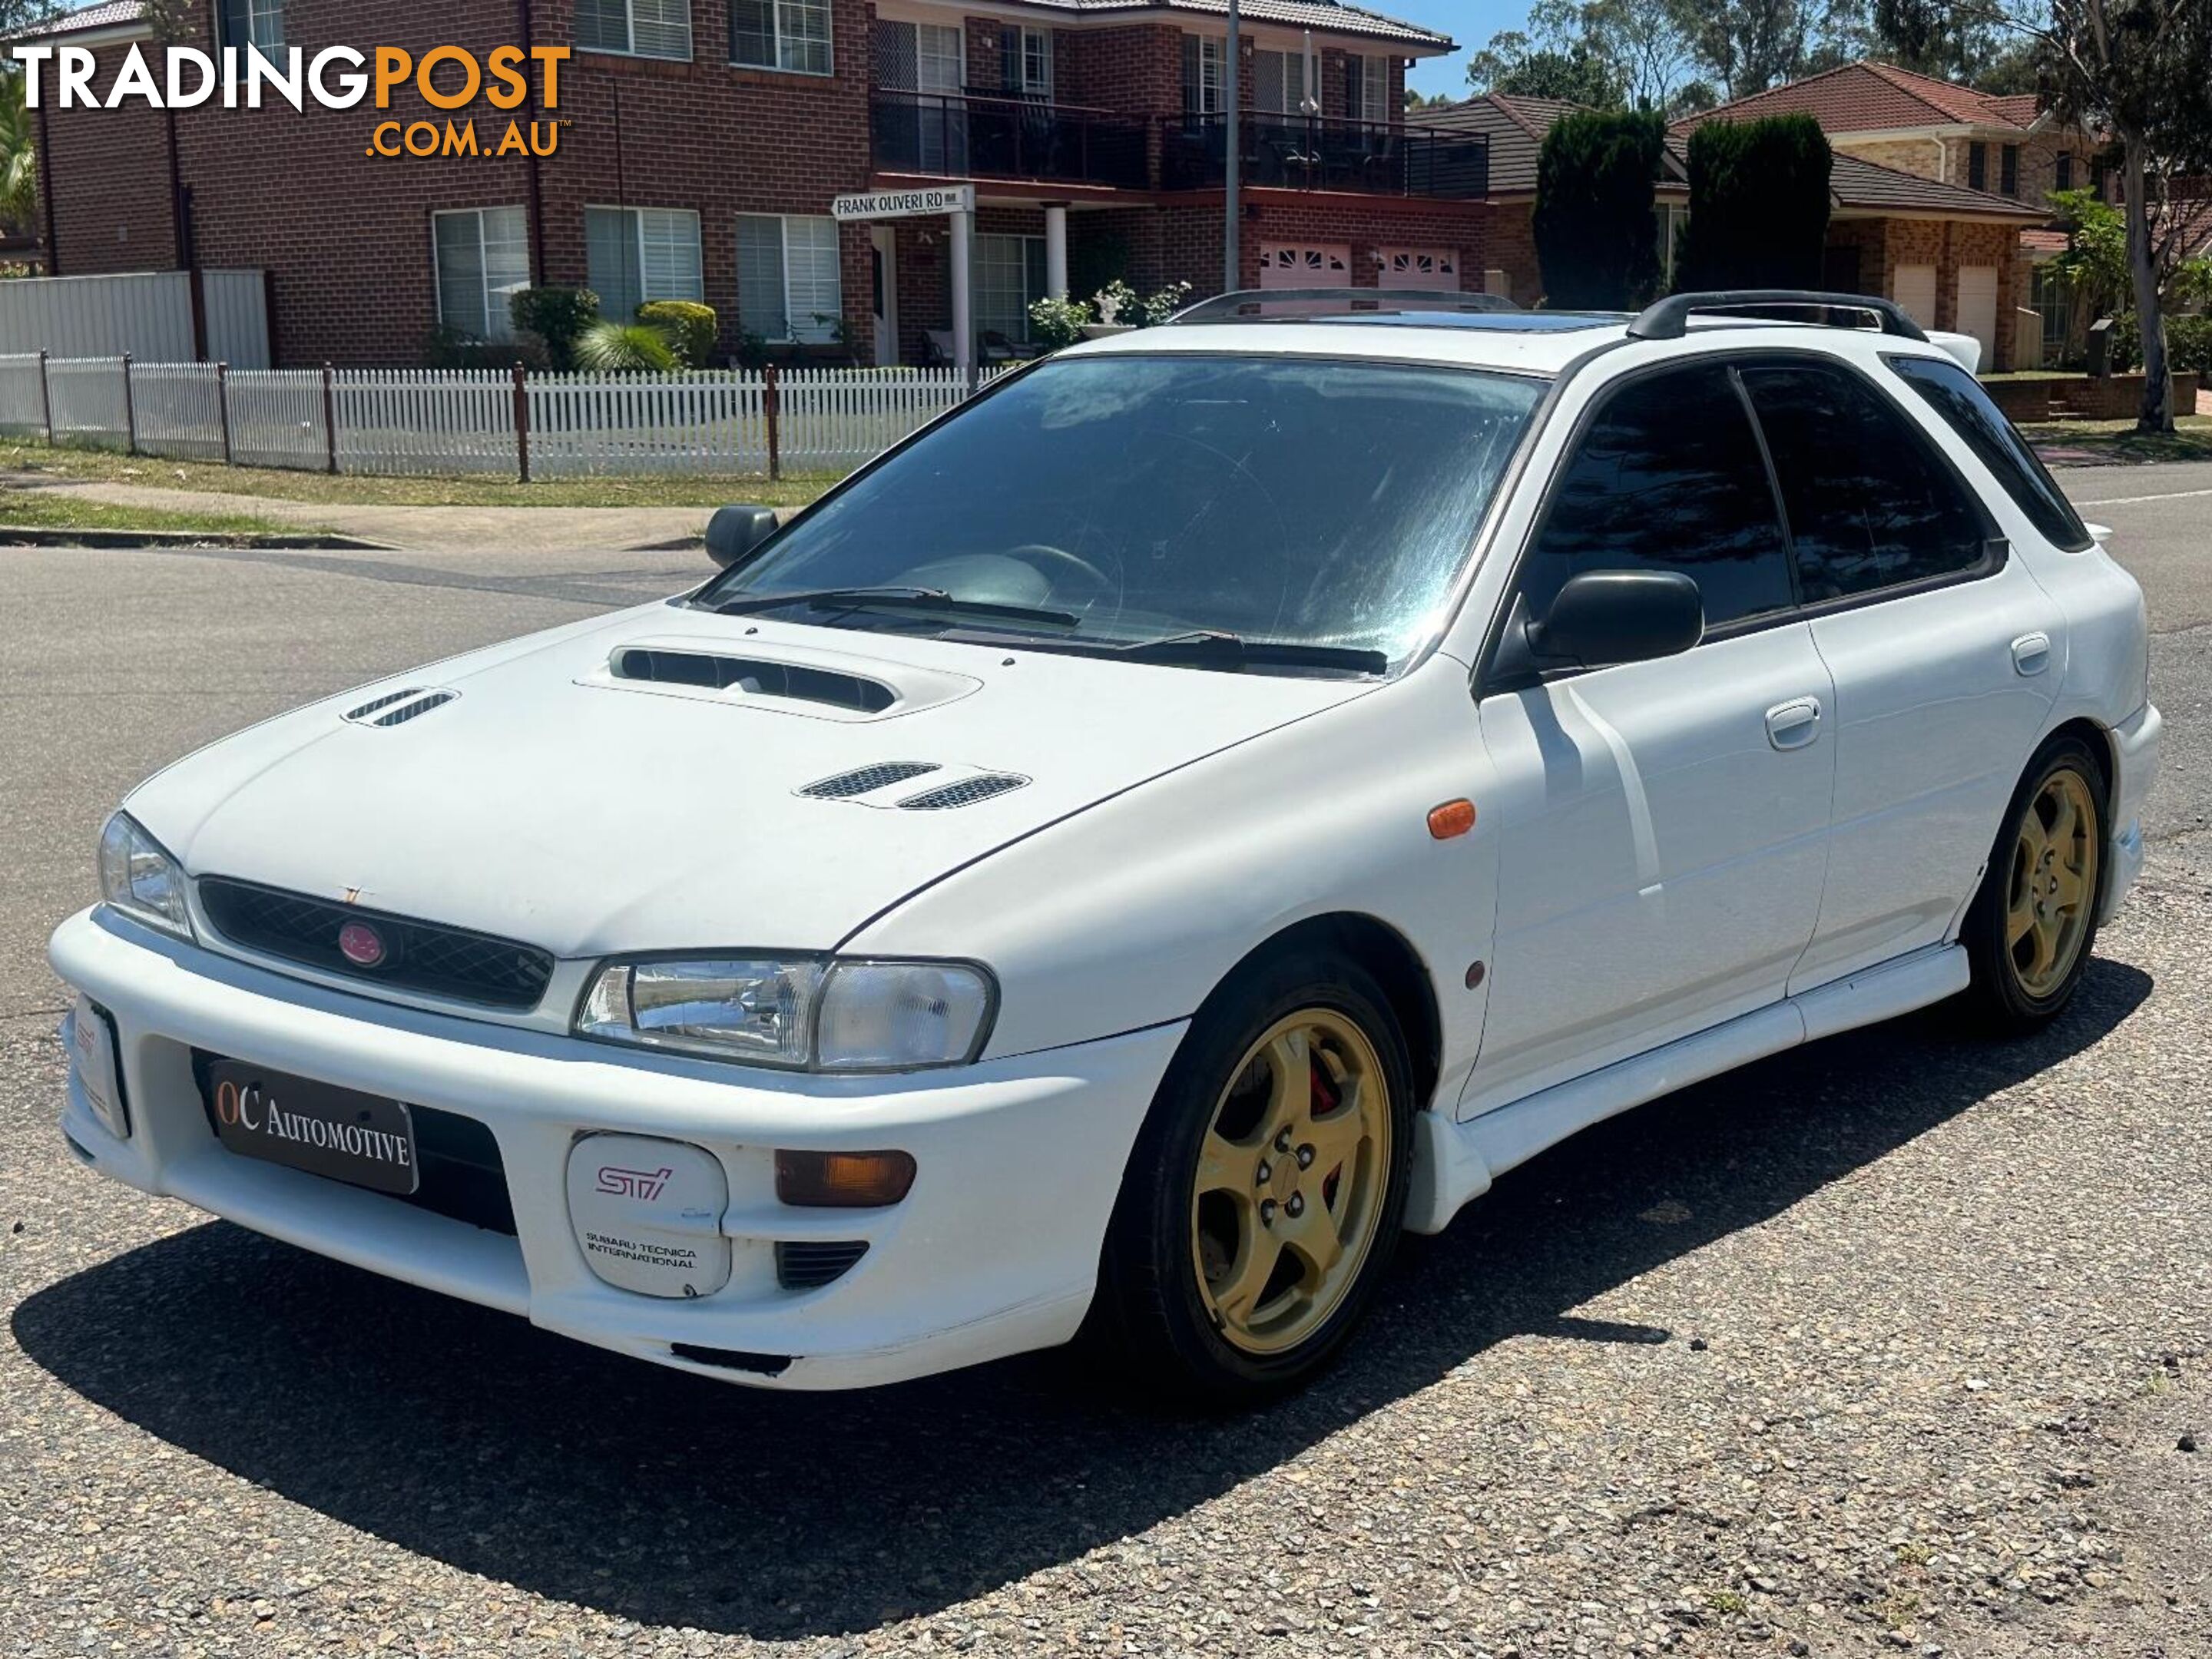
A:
98;812;191;938
577;955;995;1071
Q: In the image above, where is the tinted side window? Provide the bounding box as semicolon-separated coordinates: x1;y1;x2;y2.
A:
1523;365;1793;630
1888;354;2093;551
1742;363;1992;603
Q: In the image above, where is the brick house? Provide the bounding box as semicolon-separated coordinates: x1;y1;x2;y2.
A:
1416;82;2050;372
22;0;1491;367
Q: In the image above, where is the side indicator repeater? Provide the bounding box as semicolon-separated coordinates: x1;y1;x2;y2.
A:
1427;799;1477;840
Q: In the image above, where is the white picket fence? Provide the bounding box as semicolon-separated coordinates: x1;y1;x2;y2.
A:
0;353;1017;479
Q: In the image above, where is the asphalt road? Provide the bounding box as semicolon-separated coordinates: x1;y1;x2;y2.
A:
1;467;2207;1659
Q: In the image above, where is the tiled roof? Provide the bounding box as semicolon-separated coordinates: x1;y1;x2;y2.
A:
1674;60;2046;136
1827;150;2048;217
1034;0;1450;47
12;0;143;36
2020;228;2071;254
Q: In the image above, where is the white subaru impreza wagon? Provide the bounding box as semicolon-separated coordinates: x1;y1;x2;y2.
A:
52;289;2159;1400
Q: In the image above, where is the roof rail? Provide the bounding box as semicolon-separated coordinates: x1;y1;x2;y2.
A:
1627;290;1929;343
1168;288;1521;325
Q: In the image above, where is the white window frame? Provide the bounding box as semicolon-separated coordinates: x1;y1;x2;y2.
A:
1357;53;1389;124
577;0;695;62
729;0;833;76
1251;48;1309;117
585;205;705;323
1191;36;1224;115
973;232;1045;343
1019;28;1053;98
432;206;531;343
737;214;845;345
218;0;283;57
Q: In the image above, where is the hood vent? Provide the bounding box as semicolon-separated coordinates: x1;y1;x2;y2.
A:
798;761;942;800
897;773;1029;811
345;688;458;728
613;647;895;715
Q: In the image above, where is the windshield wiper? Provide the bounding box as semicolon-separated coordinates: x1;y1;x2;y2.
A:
1111;631;1390;676
706;587;1081;628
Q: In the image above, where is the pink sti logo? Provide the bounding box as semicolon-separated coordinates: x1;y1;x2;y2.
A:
596;1164;675;1200
336;921;386;967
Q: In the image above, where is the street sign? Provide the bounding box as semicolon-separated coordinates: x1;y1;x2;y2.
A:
830;185;976;224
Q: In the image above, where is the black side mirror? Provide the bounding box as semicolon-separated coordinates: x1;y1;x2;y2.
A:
1532;569;1704;669
705;505;781;568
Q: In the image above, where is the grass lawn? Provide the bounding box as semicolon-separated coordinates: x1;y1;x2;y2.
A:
0;488;313;537
2020;413;2212;464
0;441;842;508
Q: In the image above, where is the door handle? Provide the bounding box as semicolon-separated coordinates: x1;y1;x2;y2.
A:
1765;696;1823;751
2012;632;2052;676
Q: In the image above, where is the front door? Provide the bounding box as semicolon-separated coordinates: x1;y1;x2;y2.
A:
1465;361;1838;1117
870;225;899;366
1894;263;1937;332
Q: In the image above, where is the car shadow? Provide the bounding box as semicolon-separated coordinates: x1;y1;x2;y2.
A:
12;959;2151;1641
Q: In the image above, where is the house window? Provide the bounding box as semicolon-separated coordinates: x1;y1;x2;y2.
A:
1654;202;1690;286
585;207;704;323
218;0;283;57
973;232;1047;343
576;0;693;59
730;0;833;73
998;27;1051;96
1252;48;1310;116
433;207;530;342
1355;54;1390;123
2000;143;2018;197
1182;36;1224;115
2055;153;2074;191
1966;141;1986;191
737;214;843;343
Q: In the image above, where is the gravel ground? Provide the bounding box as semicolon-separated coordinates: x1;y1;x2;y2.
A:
2;472;2207;1659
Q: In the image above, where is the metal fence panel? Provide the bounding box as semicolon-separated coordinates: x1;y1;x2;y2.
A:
227;369;329;470
203;270;271;370
0;273;197;360
46;356;129;448
336;369;514;475
131;361;227;461
0;353;46;437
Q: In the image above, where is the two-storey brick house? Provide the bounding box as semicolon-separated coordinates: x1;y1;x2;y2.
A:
23;0;1490;367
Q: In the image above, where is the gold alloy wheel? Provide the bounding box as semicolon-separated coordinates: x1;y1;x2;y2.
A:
1190;1008;1391;1356
2007;767;2100;998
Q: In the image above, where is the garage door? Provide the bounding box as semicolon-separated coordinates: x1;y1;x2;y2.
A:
1955;264;1998;365
1893;263;1937;331
1259;243;1349;290
1376;247;1461;290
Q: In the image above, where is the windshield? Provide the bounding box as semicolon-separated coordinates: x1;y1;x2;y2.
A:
696;353;1544;669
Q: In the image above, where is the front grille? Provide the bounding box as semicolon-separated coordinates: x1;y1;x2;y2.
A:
189;1051;518;1236
198;878;555;1011
777;1239;869;1290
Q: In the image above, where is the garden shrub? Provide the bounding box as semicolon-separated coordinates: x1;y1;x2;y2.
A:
1676;114;1832;292
509;286;600;369
637;300;719;367
1028;294;1094;349
575;320;677;372
1532;108;1667;310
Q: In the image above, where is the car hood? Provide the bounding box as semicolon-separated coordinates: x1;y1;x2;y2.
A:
127;602;1372;956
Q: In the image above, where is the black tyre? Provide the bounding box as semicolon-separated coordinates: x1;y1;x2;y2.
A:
1087;951;1415;1404
1962;733;2108;1032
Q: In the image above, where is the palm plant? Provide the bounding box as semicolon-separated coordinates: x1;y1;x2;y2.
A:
0;69;39;237
574;320;677;372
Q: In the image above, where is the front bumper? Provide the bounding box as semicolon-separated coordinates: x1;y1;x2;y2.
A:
49;906;1183;1389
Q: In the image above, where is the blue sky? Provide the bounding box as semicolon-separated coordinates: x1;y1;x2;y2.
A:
1396;0;1527;98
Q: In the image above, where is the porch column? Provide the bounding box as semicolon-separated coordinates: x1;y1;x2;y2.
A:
1044;204;1069;300
950;204;976;382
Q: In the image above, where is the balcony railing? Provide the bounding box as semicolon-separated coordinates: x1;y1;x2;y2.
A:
869;94;1489;201
871;91;1151;190
1159;114;1489;200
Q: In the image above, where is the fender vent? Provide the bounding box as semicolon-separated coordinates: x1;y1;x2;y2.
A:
798;761;942;800
344;689;457;727
613;648;895;714
896;773;1029;811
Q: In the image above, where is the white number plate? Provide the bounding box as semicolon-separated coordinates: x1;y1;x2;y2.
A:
68;996;127;1139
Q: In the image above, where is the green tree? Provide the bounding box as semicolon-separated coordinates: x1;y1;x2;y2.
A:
2032;0;2212;432
1466;33;1627;105
0;71;36;237
1532;108;1669;306
1675;112;1833;289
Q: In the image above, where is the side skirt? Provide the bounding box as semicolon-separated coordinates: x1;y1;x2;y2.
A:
1403;943;1970;1234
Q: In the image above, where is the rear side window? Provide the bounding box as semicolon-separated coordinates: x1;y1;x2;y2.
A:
1888;353;2094;551
1741;363;1993;603
1523;364;1794;630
